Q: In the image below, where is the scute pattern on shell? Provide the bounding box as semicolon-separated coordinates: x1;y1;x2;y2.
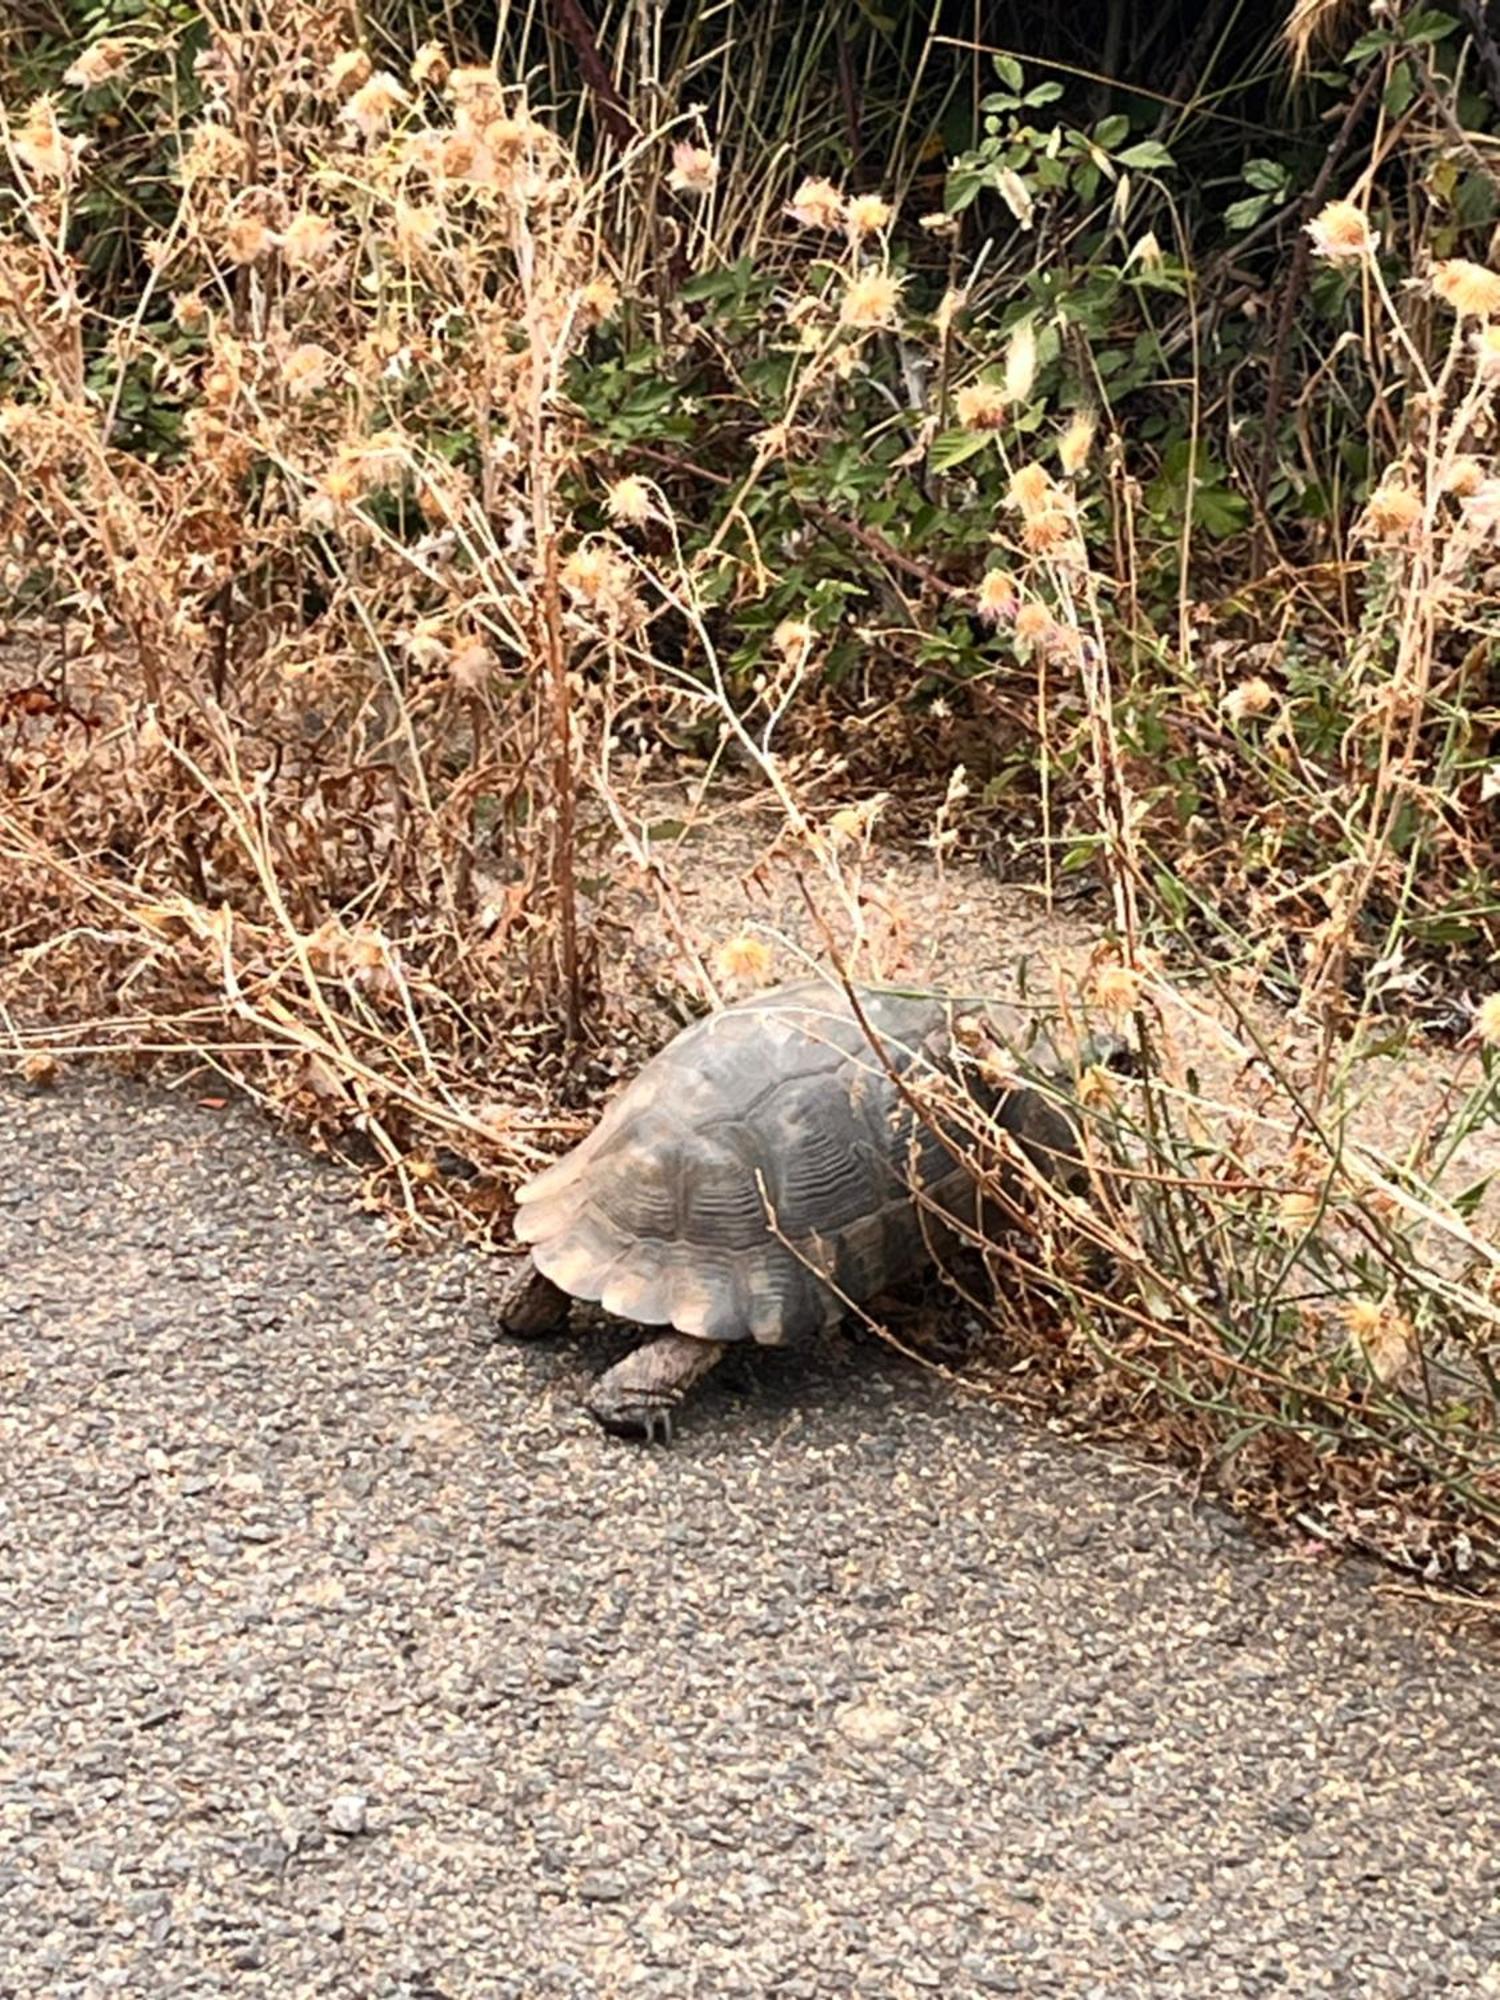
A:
513;980;1052;1346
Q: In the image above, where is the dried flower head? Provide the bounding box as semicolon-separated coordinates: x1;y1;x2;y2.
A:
1003;319;1037;405
326;48;372;96
13;97;85;181
1443;456;1486;498
919;211;960;238
1012;601;1054;644
954;381;1008;431
1475;992;1500;1046
1058;409;1097;476
668;142;718;197
283;342;337;399
446;66;501;105
605;475;653;526
1129;230;1165;272
403;618;450;669
449;640;493;692
280;210;340;270
1472;324;1500;380
343;72;411;141
788;176;844;230
581;275;620;324
845;193;892;237
772;618;816;665
1090;962;1144;1019
1306;199;1377;262
63;39;131;90
222;214;274;266
713;934;773;986
1222;676;1276;724
1344;1297;1415;1385
560;543;640;628
1343;1297;1382;1343
1007;461;1057;519
410;41;450;88
1276;1187;1321;1231
976;570;1018;623
179;122;246;188
1431;258;1500;319
1362;481;1422;539
392;200;442;253
840;269;902;329
1457;474;1500;532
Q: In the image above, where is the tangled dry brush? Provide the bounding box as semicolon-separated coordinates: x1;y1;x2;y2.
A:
4;10;1500;1583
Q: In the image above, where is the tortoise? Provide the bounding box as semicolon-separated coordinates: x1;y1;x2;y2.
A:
497;978;1114;1439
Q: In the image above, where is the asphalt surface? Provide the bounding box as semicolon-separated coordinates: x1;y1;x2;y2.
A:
4;1077;1499;2000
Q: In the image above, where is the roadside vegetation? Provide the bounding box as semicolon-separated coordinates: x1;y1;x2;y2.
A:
3;0;1498;1583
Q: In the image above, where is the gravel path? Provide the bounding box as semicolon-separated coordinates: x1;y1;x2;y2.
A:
4;1078;1500;2000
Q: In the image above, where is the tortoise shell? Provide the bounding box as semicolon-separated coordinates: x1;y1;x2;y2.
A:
513;979;1080;1346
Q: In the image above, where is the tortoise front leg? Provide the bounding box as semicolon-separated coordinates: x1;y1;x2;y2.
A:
586;1334;725;1443
496;1253;573;1337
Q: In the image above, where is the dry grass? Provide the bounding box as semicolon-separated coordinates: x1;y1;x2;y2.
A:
3;13;1500;1583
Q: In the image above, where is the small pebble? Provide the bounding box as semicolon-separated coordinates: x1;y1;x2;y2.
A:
327;1794;368;1836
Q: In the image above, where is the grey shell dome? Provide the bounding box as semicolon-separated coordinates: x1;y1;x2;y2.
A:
513;979;1075;1346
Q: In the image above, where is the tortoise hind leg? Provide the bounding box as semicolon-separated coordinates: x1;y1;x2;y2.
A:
496;1253;573;1337
586;1334;725;1443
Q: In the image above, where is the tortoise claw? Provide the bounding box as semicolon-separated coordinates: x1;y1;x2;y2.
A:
585;1385;674;1445
585;1333;722;1442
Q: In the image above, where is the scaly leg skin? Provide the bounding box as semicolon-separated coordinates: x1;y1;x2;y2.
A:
586;1334;726;1443
494;1254;573;1339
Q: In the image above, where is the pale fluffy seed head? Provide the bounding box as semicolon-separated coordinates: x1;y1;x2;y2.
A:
1431;258;1500;319
845;193;892;237
1306;199;1377;262
954;381;1008;431
840;269;902;329
788;176;844;229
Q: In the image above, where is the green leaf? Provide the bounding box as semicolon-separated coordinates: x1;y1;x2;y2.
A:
1345;28;1395;63
1242;157;1289;193
928;428;994;472
1384;59;1416;117
993;53;1024;90
1225;193;1275;232
1117;140;1175;170
1092;114;1130;151
677;258;756;303
1451;1175;1494;1221
944;167;987;214
1152;869;1189;920
1403;8;1460;43
1023;81;1064;106
1193;484;1251;539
